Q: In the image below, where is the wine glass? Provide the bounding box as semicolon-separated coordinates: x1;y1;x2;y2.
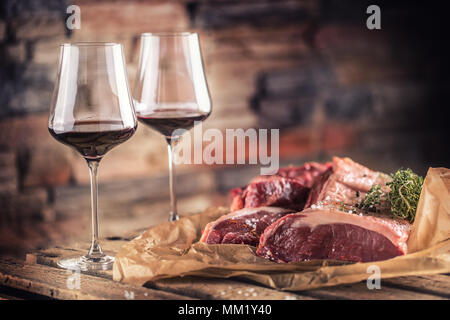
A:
133;32;212;221
48;43;137;271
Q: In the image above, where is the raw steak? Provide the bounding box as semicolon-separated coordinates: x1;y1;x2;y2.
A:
305;157;390;208
257;208;411;263
200;207;294;247
230;162;332;211
276;162;333;188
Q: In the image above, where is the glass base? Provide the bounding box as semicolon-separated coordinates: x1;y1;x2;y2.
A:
57;254;114;271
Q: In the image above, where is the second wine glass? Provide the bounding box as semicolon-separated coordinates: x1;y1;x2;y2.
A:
133;33;212;222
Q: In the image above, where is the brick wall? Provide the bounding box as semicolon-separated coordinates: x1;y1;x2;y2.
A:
0;0;449;257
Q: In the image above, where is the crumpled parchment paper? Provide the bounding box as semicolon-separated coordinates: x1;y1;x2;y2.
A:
113;167;450;291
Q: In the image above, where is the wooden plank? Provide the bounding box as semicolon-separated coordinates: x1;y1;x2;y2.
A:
27;244;450;300
148;277;315;300
26;239;450;301
0;259;192;300
420;274;450;281
0;294;20;300
25;240;128;279
0;290;23;300
0;284;48;300
300;281;447;300
382;274;450;298
28;245;314;300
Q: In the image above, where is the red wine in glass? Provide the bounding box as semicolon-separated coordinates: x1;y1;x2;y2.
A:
48;43;137;271
133;33;212;222
137;109;209;139
49;120;136;160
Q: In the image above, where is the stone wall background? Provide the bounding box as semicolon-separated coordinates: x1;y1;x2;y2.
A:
0;0;449;257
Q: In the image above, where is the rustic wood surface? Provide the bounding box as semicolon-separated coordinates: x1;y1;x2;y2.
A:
0;236;448;300
0;259;189;300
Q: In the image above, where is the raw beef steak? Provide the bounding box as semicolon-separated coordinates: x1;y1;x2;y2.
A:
257;208;411;263
276;162;333;188
305;157;391;208
231;176;310;212
200;207;294;247
230;162;332;211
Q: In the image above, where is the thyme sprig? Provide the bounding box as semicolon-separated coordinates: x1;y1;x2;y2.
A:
386;169;424;223
358;169;424;223
358;184;383;212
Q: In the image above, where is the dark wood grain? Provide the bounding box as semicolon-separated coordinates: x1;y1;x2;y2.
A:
25;243;315;300
382;275;450;298
0;259;191;300
298;280;447;300
147;277;316;300
2;237;448;300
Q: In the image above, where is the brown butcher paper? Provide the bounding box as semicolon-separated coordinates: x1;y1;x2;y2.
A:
113;167;450;291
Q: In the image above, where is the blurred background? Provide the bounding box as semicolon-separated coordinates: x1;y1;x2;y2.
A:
0;0;449;258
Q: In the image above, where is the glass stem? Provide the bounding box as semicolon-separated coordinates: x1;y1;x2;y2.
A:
87;159;104;258
167;138;179;221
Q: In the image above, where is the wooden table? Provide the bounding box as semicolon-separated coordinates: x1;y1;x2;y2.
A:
0;234;449;300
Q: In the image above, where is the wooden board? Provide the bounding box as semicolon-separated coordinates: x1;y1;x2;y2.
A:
382;275;450;298
0;259;190;300
301;280;447;300
24;241;315;300
5;237;445;300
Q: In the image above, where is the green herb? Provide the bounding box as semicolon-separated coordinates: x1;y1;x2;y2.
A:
359;184;382;212
386;169;424;223
358;169;424;223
